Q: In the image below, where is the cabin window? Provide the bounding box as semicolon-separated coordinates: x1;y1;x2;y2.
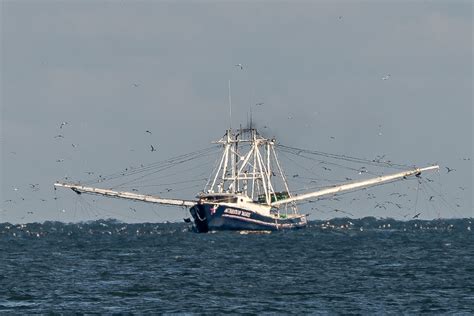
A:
203;196;237;203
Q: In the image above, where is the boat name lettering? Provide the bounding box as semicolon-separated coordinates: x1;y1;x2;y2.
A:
224;208;251;218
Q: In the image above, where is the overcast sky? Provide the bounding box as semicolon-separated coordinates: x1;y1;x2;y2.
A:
1;1;472;224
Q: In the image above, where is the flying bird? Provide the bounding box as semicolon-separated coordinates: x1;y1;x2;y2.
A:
429;196;434;201
375;203;387;210
54;135;64;139
234;64;244;70
59;122;68;129
255;102;264;106
445;167;455;173
145;130;152;134
382;74;391;80
333;209;354;216
150;145;157;152
132;83;139;87
413;213;421;219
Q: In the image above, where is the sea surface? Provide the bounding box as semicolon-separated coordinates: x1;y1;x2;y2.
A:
0;218;473;314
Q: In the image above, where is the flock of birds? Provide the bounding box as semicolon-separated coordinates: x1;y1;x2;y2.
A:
3;120;165;220
2;59;470;223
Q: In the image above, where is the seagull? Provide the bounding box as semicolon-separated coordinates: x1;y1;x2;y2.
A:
413;212;421;219
382;74;391;80
85;171;94;175
322;166;332;171
71;143;77;148
429;196;434;201
56;159;64;163
132;83;139;87
59;122;68;129
145;130;152;134
446;167;455;173
333;209;354;216
129;207;137;212
330;136;335;139
255;102;264;106
234;64;244;70
150;145;157;152
54;135;64;139
338;15;343;20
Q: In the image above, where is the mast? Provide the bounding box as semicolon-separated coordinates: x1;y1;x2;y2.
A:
53;182;196;207
271;165;439;207
208;128;283;204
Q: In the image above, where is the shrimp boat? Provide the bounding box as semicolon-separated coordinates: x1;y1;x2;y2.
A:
54;128;439;232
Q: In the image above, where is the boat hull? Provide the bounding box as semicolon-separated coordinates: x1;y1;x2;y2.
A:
189;203;307;233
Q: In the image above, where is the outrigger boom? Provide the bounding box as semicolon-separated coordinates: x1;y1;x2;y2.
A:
53;182;196;207
271;165;439;206
54;165;439;208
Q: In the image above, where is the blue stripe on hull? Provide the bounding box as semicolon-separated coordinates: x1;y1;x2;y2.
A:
189;203;307;233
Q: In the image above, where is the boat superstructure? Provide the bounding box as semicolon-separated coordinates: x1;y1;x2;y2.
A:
54;128;439;232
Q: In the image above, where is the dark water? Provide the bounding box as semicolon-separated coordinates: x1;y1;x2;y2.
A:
0;218;473;314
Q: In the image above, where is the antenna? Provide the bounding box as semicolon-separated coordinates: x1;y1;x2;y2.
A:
250;105;253;129
228;80;232;129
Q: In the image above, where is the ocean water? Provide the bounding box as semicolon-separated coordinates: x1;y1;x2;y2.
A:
0;218;472;314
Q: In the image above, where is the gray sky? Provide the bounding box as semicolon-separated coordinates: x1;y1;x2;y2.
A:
1;1;472;223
